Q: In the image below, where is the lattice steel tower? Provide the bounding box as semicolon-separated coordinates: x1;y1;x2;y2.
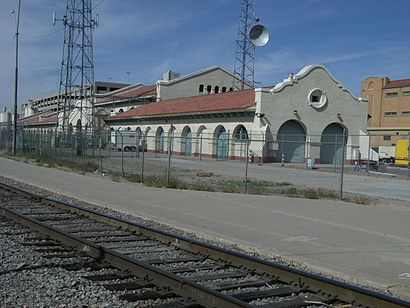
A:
56;0;98;133
233;0;256;90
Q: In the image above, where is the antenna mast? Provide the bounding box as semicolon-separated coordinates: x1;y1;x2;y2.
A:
233;0;256;90
55;0;98;133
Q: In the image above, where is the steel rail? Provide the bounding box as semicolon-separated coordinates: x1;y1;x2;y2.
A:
1;181;409;308
0;205;251;308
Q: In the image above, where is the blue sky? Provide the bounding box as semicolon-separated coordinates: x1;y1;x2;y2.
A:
1;0;410;110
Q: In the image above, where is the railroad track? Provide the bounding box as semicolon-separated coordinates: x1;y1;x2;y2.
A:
0;181;408;307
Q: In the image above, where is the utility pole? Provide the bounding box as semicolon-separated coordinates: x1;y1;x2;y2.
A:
12;0;21;155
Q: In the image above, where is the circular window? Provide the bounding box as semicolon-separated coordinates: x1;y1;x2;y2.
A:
308;88;327;109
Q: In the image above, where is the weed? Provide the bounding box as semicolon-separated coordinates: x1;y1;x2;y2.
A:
4;152;99;174
285;187;298;195
196;172;214;177
275;181;291;186
124;174;141;183
344;195;370;205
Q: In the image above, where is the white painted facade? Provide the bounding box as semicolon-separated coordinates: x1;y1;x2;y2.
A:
108;65;369;164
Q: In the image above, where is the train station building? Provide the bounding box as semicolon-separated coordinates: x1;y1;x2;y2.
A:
17;64;369;164
105;64;368;164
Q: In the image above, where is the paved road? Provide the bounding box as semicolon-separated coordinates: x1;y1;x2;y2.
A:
0;157;409;299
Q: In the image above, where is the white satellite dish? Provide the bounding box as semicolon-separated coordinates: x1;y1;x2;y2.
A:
249;24;269;47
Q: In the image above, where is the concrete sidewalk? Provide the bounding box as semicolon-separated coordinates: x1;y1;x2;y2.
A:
0;157;409;299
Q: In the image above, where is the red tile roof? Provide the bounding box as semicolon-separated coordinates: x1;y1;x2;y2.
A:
19;111;58;126
108;89;256;120
385;78;410;88
96;84;156;104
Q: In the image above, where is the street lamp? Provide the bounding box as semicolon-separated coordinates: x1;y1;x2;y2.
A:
126;71;131;83
11;0;21;156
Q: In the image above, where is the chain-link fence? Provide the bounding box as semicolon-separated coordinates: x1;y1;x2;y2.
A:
1;129;353;199
5;128;410;198
362;132;410;180
0;124;12;152
3;128;409;199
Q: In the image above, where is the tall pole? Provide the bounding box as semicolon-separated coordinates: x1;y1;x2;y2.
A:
233;0;256;90
12;0;21;156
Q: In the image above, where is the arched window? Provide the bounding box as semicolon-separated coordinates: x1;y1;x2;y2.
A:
127;127;131;131
229;87;234;92
199;84;204;93
206;85;212;94
234;125;248;142
214;86;219;94
119;108;124;113
222;87;227;93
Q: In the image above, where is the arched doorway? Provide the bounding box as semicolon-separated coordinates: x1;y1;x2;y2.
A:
156;127;165;153
320;123;347;164
277;120;306;163
233;125;249;159
215;126;228;159
181;126;192;156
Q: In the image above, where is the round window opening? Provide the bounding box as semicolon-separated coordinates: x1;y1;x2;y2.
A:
308;88;327;109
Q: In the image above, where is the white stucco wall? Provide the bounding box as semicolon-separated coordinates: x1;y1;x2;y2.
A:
256;65;368;161
157;67;251;101
108;65;368;163
111;116;257;159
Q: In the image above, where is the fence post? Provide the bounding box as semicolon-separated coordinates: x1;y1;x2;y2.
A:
339;129;346;200
83;132;86;164
141;138;145;183
92;132;95;158
245;141;250;194
59;131;62;161
99;134;103;173
120;131;124;177
184;136;187;159
39;130;42;156
49;131;52;158
199;134;203;161
227;129;230;160
71;134;74;162
281;134;284;167
367;133;371;175
407;133;410;181
333;134;338;172
166;133;173;186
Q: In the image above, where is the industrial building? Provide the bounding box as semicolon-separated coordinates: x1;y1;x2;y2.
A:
20;81;129;118
362;76;410;148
